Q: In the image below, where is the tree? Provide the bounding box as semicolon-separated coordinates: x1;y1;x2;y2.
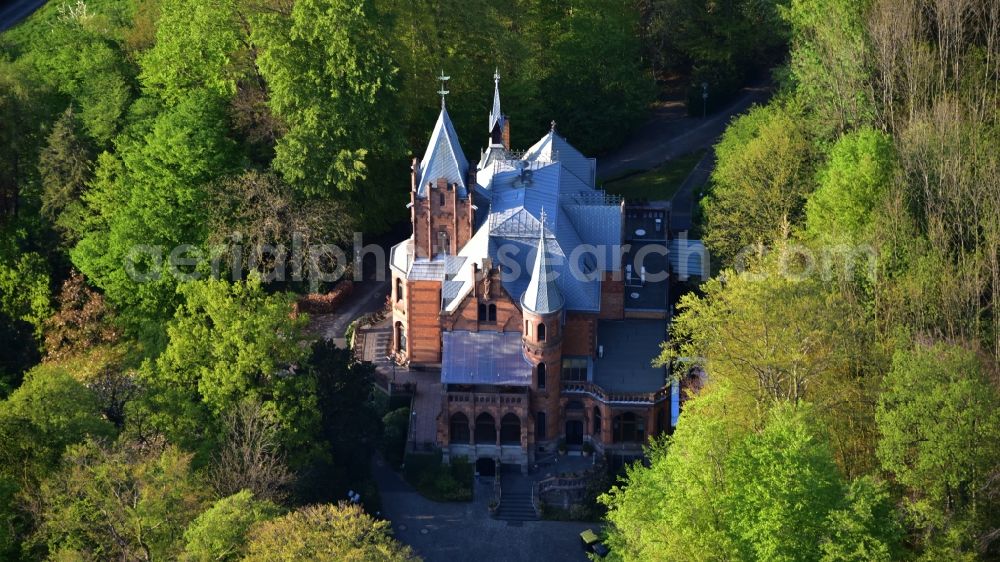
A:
32;437;209;561
71;89;237;324
723;403;851;562
601;395;901;562
142;277;319;461
0;365;114;484
38;107;92;242
702;102;814;266
242;502;417;562
139;0;249;103
43;271;119;361
24;7;136;145
181;490;282;562
820;476;903;562
600;387;749;561
252;0;402;200
806;127;897;243
209;400;296;503
206;170;355;289
876;342;1000;556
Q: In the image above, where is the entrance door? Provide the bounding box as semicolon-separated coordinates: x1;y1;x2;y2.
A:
565;420;584;446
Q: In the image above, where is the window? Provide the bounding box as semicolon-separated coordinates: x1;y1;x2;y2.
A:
561;357;588;382
500;413;521;444
437;231;449;255
395;278;403;302
535;412;546;440
439;192;445;206
537;323;546;341
537;362;546;389
478;303;487;322
395;322;406;353
488;304;497;322
593;407;602;436
450;413;470;444
474;413;496;444
525;321;530;337
613;412;645;444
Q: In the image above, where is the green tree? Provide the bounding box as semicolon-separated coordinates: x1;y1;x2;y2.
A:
182;490;282;562
783;0;874;135
24;8;136;145
0;365;114;484
806;127;897;243
702;102;814;266
601;396;901;562
142;277;319;461
253;0;402;200
876;342;1000;557
38;107;93;243
32;438;209;561
242;502;417;562
71;89;237;324
140;0;249;103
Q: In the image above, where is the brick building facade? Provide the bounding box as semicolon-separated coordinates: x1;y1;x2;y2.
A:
389;74;677;471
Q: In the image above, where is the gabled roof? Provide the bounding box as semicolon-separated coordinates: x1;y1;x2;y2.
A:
417;107;469;197
523;130;597;187
521;220;564;315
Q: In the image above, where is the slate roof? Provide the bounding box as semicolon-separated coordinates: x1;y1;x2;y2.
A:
521;222;564;314
441;331;533;385
397;79;623;315
417;107;469;197
523;129;597;186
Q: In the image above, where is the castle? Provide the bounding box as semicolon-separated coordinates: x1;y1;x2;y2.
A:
389;74;678;472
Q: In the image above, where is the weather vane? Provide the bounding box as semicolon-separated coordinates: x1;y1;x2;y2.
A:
437;70;450;108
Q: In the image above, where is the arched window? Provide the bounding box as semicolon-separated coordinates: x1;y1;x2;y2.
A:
395;278;403;302
537;322;546;341
593;407;602;436
525;321;530;337
537;362;546;389
488;304;497;322
439;192;445;206
395;322;406;353
450;413;470;444
478;303;487;322
535;412;547;440
474;413;496;444
500;413;521;444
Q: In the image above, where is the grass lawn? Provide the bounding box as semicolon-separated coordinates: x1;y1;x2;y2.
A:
603;149;707;202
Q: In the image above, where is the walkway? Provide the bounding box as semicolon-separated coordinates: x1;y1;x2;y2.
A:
598;78;772;180
0;0;47;33
373;454;595;562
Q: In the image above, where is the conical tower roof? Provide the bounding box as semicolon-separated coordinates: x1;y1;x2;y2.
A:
521;212;564;315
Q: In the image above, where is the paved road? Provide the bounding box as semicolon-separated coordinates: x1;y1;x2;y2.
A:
598;78;772;181
373;454;596;562
0;0;47;32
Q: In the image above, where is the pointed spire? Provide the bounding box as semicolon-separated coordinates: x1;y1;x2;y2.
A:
417;105;468;198
489;69;503;134
521;209;564;315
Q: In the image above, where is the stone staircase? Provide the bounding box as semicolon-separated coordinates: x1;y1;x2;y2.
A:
494;473;539;522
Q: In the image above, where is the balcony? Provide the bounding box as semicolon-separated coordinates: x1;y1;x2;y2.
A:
561;380;670;405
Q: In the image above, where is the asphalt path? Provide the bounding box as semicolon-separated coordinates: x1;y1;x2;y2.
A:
0;0;47;33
